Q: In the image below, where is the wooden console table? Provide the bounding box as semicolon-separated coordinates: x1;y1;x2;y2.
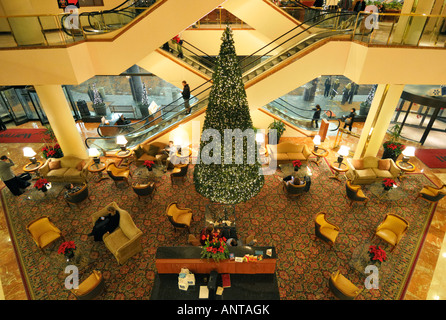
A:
155;246;277;274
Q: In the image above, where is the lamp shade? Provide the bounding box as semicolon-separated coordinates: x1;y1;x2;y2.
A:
23;147;36;158
338;145;350;157
402;146;415;157
255;132;265;143
313;135;321;146
88;148;100;158
116;135;128;145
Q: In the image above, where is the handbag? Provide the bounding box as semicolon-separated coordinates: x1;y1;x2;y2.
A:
345;117;352;124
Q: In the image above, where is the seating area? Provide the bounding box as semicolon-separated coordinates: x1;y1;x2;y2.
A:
1;133;446;302
345;156;401;185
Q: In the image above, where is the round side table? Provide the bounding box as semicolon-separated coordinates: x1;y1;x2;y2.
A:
311;148;328;166
115;149;133;167
329;161;349;182
396;160;416;180
88;162;109;183
23;161;43;179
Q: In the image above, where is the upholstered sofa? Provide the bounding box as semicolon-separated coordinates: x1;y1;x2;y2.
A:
39;156;89;183
132;141;166;165
267;141;311;165
345;156;401;185
90;202;143;265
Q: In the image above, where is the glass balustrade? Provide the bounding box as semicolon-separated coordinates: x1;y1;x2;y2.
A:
0;1;157;48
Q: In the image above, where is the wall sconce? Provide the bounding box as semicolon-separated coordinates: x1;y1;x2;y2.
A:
116;135;128;151
337;145;350;167
402;146;415;163
23;147;37;164
88;148;101;165
313;135;321;151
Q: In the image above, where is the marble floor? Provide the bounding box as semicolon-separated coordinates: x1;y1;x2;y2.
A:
0;119;445;300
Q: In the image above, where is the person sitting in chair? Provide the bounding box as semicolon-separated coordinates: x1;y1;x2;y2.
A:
283;175;304;186
63;183;82;199
88;207;120;241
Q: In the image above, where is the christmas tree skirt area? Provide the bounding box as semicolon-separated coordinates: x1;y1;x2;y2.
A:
1;160;436;299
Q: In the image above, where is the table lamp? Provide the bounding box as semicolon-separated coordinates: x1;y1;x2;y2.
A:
88;147;101;165
23;147;37;164
116;135;128;151
313;135;321;151
337;145;350;167
402;146;415;163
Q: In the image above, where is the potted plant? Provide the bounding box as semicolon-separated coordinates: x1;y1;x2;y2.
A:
58;241;76;260
368;245;387;264
41;125;64;159
143;160;155;171
200;234;229;263
267;119;286;144
382;178;396;191
382;124;405;161
92;83;107;116
34;178;49;192
293;160;302;171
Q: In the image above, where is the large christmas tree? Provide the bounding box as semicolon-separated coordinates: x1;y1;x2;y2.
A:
193;26;264;204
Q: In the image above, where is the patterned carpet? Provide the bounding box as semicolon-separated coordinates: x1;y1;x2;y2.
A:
1;159;437;300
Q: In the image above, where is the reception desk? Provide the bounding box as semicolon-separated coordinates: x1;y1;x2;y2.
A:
155;246;277;274
152;246;279;300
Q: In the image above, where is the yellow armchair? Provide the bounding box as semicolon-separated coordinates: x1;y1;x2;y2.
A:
106;162;131;188
329;270;362;300
26;216;64;253
314;212;340;246
71;270;105;300
416;184;446;204
345;180;368;206
91;202;143;264
166;202;193;233
372;213;408;252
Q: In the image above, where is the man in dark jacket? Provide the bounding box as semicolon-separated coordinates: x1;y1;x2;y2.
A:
182;80;191;115
354;0;366;12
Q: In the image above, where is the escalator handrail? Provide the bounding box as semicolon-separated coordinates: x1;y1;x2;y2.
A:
97;80;213;137
276;97;333;118
86;92;210;149
239;12;359;73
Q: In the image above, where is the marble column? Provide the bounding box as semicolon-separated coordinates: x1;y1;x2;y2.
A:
34;85;87;159
354;84;405;159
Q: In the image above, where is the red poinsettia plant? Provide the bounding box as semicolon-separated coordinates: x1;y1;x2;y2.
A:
368;245;387;263
42;143;63;159
292;160;302;169
200;233;229;262
34;178;49;190
382;178;396;190
143;160;155;169
58;241;76;257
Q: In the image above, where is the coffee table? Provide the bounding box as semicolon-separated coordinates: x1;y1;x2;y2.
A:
205;203;236;230
277;162;310;179
132;164;164;183
367;182;404;202
348;240;395;289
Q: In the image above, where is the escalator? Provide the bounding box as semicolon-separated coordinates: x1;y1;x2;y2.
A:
263;97;340;133
61;0;157;36
85;10;361;152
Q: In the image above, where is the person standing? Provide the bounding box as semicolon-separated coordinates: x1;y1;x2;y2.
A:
348;82;358;104
173;35;184;58
330;78;340;100
182;80;191;115
0;156;29;196
312;105;322;128
343;108;356;131
0;117;6;131
324;77;332;97
354;0;366;12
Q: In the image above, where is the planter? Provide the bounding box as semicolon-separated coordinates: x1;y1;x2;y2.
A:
382;148;399;162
